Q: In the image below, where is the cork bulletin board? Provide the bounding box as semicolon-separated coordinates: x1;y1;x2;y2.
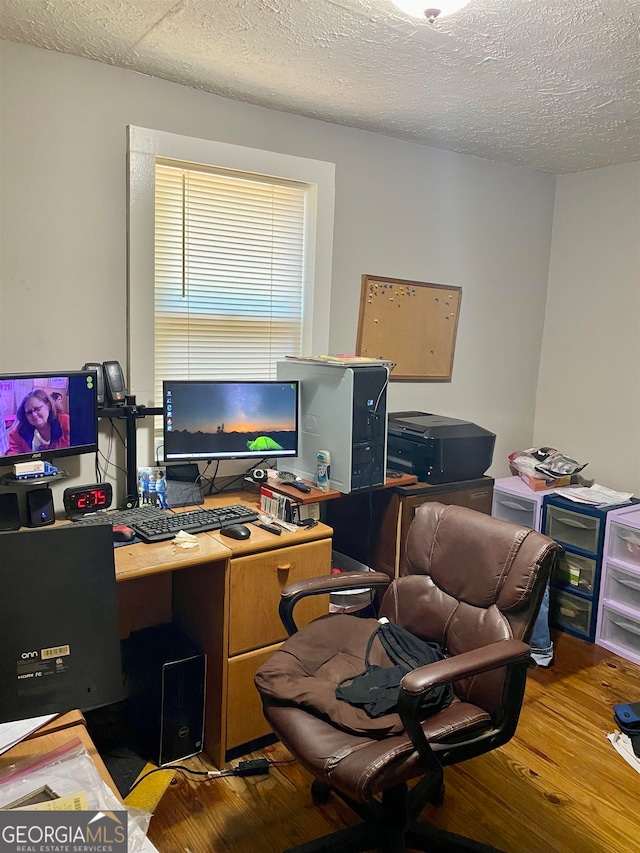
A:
355;275;462;380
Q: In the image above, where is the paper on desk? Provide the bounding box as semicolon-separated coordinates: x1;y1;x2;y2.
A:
0;715;56;756
553;484;633;507
284;354;394;368
173;530;200;548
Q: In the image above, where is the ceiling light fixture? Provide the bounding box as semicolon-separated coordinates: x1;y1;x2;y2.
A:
390;0;471;23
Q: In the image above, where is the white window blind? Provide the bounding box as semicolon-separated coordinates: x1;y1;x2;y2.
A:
154;161;308;405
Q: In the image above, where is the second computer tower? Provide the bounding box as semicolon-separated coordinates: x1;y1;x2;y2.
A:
276;360;388;494
123;623;206;766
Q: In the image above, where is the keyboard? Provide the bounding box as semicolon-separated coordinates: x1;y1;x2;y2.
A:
70;504;167;527
71;503;259;544
129;504;258;543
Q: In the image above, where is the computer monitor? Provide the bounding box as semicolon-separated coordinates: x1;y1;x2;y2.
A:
0;524;124;723
0;370;98;467
163;380;299;462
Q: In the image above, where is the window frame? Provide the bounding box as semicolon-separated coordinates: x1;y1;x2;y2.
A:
127;125;335;408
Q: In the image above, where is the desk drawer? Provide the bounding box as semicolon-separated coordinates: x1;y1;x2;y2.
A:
228;539;331;656
226;645;279;750
544;505;600;554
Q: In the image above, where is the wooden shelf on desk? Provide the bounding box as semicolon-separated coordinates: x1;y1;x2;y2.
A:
382;473;418;488
266;482;338;503
265;472;417;503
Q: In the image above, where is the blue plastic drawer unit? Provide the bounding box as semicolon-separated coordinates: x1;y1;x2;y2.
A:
542;494;634;643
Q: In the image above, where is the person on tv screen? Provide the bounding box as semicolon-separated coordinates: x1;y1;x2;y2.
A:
50;391;65;414
155;471;168;509
0;400;8;456
8;389;70;455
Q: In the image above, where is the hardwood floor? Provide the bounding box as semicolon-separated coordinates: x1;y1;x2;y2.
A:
147;633;640;852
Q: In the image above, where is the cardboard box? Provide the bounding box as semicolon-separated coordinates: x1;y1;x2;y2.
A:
518;472;571;491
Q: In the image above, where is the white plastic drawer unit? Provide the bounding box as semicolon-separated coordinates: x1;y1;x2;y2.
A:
550;589;592;637
608;521;640;570
544;504;600;554
555;551;596;595
491;492;537;529
599;604;640;665
602;563;640;612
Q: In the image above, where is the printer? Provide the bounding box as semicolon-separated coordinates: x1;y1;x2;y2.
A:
387;411;495;484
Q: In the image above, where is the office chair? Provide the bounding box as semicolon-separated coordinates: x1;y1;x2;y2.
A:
255;502;561;853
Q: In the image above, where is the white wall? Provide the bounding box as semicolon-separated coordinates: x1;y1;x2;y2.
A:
535;163;640;493
0;41;556;496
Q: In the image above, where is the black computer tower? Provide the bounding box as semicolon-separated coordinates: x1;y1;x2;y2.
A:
123;623;206;766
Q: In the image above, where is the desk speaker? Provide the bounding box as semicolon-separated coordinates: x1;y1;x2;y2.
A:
103;360;127;406
26;488;55;527
83;362;106;408
0;493;21;531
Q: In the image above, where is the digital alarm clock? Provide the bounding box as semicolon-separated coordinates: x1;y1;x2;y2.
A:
63;483;113;516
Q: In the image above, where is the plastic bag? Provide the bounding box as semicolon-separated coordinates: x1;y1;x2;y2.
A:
509;447;587;480
0;737;152;852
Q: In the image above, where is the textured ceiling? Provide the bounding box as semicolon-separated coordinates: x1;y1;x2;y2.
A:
1;0;639;173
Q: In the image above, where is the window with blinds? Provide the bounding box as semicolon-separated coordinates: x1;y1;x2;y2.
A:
154;160;308;405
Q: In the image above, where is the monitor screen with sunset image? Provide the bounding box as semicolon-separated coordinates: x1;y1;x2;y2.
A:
163;380;299;462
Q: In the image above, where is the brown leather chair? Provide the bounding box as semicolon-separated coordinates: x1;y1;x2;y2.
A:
255;502;562;853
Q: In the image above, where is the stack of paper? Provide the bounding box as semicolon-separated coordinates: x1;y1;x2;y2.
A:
284;354;395;368
553;484;634;507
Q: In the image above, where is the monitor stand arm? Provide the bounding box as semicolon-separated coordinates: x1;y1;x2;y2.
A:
98;397;163;506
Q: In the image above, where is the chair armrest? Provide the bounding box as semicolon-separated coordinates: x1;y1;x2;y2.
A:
396;639;531;777
400;638;530;696
279;571;392;636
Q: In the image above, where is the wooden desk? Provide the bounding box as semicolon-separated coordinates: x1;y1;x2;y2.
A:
25;711;86;739
382;476;494;575
113;492;333;768
327;476;494;578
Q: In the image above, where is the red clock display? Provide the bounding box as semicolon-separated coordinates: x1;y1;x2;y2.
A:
63;483;113;516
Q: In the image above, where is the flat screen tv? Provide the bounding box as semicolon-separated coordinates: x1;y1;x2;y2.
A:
163;380;299;462
0;370;98;467
0;524;124;723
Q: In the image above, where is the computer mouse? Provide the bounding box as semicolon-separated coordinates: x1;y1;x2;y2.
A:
220;523;251;540
113;525;136;542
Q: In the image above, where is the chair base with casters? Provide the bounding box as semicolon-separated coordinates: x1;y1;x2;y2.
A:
256;503;562;853
286;776;506;853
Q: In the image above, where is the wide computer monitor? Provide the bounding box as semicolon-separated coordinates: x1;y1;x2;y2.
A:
163;379;299;463
0;370;98;467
